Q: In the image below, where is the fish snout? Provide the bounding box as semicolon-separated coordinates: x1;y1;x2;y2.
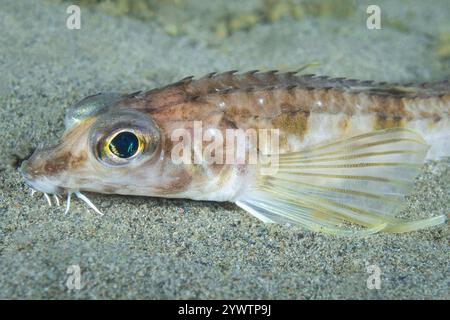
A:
19;159;32;182
19;148;66;194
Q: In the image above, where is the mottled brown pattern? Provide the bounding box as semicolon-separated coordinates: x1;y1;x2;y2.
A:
117;72;450;179
25;150;87;180
369;96;414;121
23;71;450;195
121;72;450;135
419;110;443;123
223;104;252;125
271;110;310;137
373;115;405;130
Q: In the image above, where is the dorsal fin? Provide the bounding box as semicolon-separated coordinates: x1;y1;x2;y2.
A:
178;71;450;98
167;71;450;97
119;71;450;111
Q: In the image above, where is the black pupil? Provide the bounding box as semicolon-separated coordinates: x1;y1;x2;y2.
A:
109;132;139;158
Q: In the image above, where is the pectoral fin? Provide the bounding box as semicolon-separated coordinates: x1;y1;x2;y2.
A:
236;128;447;236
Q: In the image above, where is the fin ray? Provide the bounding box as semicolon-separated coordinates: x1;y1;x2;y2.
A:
236;128;446;235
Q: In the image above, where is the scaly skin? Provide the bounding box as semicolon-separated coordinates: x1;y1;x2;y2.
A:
20;71;450;202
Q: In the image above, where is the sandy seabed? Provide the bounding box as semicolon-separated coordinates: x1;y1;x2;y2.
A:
0;0;448;299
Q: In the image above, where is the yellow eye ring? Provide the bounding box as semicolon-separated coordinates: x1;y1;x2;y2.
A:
103;130;144;160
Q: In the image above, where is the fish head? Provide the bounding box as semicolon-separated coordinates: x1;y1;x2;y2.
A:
19;93;183;197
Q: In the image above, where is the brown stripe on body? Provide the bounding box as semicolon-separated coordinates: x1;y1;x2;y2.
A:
196;87;414;134
116;71;450;141
145;87;447;148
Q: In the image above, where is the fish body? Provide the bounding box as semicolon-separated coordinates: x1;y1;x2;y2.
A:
21;71;450;235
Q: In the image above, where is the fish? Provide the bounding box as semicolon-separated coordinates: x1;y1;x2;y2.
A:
20;70;450;236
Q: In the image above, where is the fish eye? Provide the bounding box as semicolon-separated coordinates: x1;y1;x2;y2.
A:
90;110;161;167
108;131;140;159
97;129;146;164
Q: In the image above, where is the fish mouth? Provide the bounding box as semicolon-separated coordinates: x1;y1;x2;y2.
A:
19;159;64;195
19;159;104;215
